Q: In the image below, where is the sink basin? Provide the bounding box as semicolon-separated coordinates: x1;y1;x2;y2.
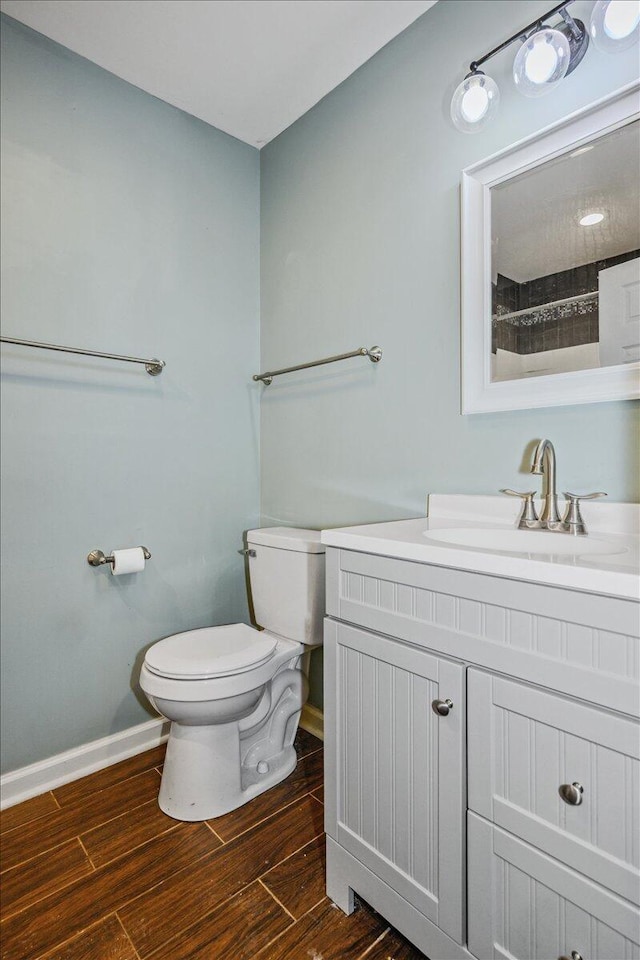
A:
423;527;626;557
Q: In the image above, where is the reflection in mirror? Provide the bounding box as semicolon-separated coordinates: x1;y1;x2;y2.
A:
491;119;640;383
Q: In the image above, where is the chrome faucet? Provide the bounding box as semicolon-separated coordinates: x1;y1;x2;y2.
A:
531;439;565;530
501;438;607;535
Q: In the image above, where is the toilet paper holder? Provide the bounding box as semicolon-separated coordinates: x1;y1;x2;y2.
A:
87;547;151;567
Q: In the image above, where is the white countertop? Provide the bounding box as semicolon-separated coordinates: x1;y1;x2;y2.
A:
321;495;640;601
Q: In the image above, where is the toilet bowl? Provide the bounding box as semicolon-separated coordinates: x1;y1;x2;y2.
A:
139;527;325;821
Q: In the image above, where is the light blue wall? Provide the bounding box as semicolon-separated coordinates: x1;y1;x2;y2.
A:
0;16;260;773
2;2;638;759
260;0;640;706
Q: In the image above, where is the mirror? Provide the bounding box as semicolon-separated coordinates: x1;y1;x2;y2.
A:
461;82;640;414
492;120;639;383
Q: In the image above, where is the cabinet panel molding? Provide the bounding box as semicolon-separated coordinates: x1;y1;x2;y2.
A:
326;549;639;716
328;548;639;636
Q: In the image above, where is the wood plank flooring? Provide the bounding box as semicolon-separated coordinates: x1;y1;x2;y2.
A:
0;730;427;959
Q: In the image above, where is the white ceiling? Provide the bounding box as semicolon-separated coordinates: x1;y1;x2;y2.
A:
493;119;640;283
0;0;437;147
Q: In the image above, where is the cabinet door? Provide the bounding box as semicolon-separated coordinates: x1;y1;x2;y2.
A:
324;619;466;943
468;812;640;960
468;668;640;905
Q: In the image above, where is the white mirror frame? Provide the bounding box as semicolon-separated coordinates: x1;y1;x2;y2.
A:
461;80;640;415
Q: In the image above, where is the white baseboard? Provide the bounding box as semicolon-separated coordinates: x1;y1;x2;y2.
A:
300;703;324;741
1;705;324;812
0;717;170;811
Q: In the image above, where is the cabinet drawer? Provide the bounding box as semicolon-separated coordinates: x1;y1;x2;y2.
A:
468;669;640;905
468;812;640;960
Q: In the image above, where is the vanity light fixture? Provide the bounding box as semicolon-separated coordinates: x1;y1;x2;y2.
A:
451;0;636;132
579;212;605;224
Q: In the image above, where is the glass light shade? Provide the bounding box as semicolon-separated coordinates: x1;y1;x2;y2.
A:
513;27;571;97
590;0;640;52
450;72;500;133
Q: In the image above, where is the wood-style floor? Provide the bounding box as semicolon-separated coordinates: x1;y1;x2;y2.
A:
0;730;426;959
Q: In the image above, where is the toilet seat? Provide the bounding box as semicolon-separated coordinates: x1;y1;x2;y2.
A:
144;623;278;680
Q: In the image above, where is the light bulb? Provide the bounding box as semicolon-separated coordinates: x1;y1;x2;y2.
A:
590;0;640;51
450;72;500;133
527;37;560;82
462;84;490;122
513;28;571;97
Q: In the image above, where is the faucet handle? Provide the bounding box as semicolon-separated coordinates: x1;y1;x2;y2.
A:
563;491;607;536
500;489;539;529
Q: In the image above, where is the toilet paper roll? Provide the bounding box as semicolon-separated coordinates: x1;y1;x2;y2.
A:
110;547;146;576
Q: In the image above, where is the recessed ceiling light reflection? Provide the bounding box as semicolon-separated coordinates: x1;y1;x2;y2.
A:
570;144;595;157
579;212;605;225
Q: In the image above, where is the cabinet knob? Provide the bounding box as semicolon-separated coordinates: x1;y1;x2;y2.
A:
559;782;584;806
559;952;583;960
432;698;453;716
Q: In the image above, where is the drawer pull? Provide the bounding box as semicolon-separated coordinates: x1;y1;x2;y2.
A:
432;698;453;716
559;952;583;960
559;782;584;806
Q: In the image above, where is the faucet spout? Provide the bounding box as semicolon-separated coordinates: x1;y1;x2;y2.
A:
530;439;564;529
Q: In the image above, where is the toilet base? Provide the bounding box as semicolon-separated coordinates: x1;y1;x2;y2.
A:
159;722;300;821
159;720;240;821
153;652;308;821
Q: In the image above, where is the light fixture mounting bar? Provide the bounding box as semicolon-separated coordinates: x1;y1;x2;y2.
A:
470;0;576;71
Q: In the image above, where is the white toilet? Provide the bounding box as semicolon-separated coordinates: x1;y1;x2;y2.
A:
139;527;325;821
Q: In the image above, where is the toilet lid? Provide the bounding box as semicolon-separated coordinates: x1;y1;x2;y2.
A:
144;623;278;679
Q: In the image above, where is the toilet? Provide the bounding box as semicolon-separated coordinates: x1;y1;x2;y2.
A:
139;527;325;821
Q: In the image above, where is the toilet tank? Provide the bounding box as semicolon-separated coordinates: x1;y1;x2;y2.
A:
246;527;325;646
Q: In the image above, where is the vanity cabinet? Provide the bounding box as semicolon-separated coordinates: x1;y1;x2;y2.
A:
324;546;640;960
